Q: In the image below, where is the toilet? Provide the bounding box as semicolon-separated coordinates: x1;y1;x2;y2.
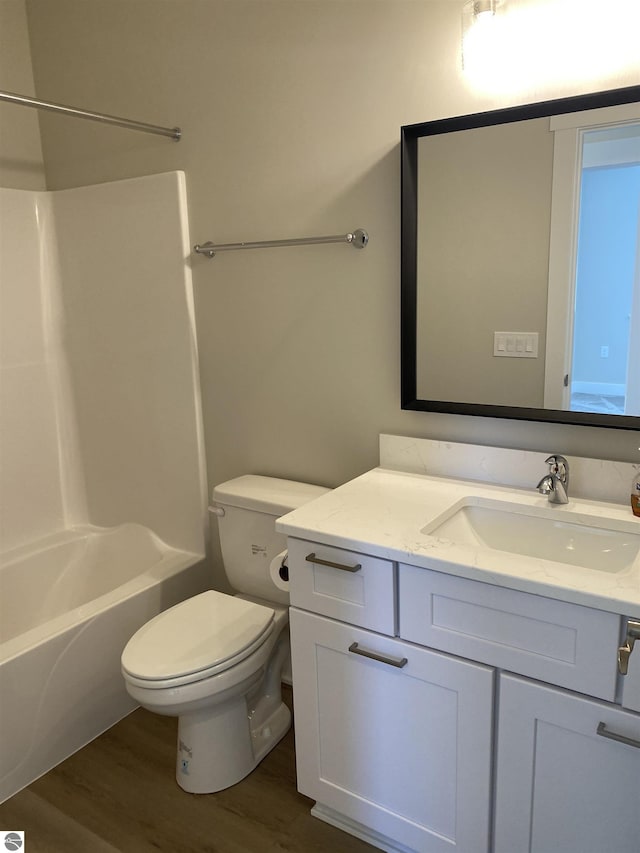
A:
121;475;328;794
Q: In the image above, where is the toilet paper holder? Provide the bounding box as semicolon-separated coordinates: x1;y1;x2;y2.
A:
269;550;290;592
278;553;289;583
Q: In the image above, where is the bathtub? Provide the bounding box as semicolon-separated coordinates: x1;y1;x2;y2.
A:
0;523;209;803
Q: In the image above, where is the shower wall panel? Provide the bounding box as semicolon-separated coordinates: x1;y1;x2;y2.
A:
0;189;66;552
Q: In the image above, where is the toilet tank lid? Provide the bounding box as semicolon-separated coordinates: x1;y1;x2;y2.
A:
212;475;330;515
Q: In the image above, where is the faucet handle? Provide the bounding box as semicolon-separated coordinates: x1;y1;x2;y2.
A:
539;455;570;503
545;454;569;478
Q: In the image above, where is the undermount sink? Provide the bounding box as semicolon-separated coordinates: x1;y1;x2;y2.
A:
422;498;640;573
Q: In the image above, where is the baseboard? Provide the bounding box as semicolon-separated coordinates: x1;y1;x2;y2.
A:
571;381;625;396
310;803;415;853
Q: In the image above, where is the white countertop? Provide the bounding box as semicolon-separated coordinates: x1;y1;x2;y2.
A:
276;467;640;616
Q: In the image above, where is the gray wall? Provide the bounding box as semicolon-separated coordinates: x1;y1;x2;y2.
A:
417;118;553;406
12;0;640;500
0;0;44;188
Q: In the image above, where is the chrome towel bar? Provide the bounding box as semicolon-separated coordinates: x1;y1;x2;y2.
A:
193;229;369;258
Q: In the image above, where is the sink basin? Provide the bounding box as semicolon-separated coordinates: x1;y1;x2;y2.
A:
422;498;640;573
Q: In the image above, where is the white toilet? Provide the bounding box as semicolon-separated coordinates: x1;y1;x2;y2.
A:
121;475;328;794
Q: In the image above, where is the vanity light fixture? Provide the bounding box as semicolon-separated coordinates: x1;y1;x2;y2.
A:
468;0;500;20
461;0;505;72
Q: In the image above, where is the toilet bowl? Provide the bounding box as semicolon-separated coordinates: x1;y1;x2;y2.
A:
121;475;328;793
122;591;291;793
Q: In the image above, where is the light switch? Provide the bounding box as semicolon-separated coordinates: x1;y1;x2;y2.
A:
493;332;539;358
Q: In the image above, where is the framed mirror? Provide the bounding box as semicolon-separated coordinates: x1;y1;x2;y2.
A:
401;85;640;429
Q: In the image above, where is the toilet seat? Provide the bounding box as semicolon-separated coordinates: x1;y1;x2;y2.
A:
121;590;275;689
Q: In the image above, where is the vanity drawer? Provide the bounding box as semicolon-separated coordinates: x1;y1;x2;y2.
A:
287;538;395;634
398;564;620;700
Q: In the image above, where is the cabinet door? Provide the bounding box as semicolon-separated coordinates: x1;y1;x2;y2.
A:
495;674;640;853
290;608;494;853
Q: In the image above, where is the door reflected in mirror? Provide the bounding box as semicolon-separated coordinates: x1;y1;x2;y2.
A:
402;86;640;429
567;123;640;416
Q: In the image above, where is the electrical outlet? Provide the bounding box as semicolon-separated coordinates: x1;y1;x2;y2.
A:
600;346;609;358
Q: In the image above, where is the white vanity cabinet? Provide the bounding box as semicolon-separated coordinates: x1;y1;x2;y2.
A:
398;563;640;853
287;537;639;853
494;674;640;853
288;538;493;853
289;609;494;853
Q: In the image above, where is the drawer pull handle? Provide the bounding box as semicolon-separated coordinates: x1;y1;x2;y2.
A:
596;722;640;750
349;642;408;668
305;553;362;573
617;620;640;675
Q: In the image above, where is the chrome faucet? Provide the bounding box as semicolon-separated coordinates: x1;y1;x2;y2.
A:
537;454;570;504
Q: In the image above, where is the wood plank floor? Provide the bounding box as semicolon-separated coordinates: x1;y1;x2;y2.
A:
0;688;376;852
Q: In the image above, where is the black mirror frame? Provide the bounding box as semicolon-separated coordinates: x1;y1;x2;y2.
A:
401;85;640;430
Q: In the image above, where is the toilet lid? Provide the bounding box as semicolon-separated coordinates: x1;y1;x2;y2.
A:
121;590;275;683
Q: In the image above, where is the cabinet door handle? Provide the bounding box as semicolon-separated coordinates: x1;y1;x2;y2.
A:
305;552;362;573
348;642;408;668
596;722;640;750
617;620;640;675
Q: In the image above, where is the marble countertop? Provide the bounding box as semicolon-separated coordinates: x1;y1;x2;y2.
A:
276;467;640;616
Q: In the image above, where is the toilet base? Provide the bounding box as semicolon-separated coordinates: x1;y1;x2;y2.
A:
175;698;291;794
250;700;291;766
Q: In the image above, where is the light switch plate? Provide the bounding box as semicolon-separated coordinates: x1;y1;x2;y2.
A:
493;331;539;358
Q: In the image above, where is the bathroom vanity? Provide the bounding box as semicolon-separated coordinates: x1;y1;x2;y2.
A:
277;448;640;853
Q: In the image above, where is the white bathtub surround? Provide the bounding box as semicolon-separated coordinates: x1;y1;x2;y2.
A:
0;525;208;804
0;173;207;554
49;173;208;551
0;189;66;548
0;525;200;659
380;434;638;506
0;173;209;803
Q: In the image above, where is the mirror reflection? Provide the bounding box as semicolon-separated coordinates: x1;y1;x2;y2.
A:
402;86;640;429
569;123;640;416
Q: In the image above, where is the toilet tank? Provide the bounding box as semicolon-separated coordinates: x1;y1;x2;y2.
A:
211;475;330;604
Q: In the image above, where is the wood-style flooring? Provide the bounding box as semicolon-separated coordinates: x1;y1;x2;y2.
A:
0;688;376;852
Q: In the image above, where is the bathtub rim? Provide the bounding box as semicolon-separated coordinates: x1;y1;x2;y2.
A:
0;523;206;664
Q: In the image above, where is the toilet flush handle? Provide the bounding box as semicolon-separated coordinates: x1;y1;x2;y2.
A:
208;505;225;517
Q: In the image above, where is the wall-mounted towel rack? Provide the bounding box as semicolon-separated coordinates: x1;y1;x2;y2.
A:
0;90;181;140
193;229;369;258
